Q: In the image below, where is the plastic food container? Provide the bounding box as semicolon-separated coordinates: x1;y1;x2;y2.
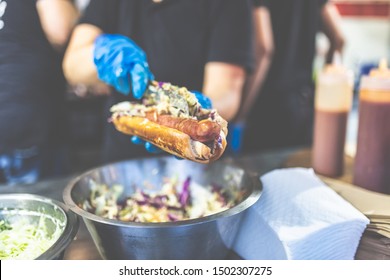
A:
312;54;354;177
353;59;390;194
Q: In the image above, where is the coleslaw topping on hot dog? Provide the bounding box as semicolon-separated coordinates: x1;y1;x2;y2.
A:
109;81;228;163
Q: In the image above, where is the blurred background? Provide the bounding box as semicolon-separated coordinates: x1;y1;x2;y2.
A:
314;0;390;83
314;0;390;158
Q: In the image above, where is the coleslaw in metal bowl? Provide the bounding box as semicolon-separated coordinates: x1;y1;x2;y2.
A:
81;175;242;223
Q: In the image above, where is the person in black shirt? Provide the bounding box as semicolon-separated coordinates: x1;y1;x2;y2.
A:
63;0;254;164
233;0;345;153
0;0;79;184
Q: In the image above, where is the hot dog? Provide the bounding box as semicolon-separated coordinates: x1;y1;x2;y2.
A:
110;81;228;163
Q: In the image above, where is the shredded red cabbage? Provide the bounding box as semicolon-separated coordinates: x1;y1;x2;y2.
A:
179;177;191;207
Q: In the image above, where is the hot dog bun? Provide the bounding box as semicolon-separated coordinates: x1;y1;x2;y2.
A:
112;115;227;163
110;81;228;163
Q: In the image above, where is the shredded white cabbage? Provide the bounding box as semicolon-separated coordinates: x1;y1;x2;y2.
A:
0;212;65;260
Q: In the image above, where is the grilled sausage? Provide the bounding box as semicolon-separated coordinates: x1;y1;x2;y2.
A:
145;111;221;142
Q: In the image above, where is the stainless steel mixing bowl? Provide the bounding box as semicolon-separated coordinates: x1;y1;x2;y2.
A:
63;156;262;260
0;193;79;260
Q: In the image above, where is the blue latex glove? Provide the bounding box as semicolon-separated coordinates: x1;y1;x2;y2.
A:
94;34;154;98
131;90;213;157
131;136;162;153
227;122;246;155
192;91;212;110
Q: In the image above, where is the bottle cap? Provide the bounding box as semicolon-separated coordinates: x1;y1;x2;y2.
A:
361;58;390;91
319;52;353;85
315;52;354;111
369;58;390;78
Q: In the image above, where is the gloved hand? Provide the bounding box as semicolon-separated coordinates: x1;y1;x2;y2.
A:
192;91;212;110
93;34;154;98
131;90;213;156
227;122;246;155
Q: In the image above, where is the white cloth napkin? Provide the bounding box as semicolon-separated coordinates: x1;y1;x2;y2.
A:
233;168;370;260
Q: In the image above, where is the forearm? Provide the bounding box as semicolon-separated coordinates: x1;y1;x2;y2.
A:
63;43;99;85
237;7;274;122
63;24;102;86
36;0;80;51
203;62;246;121
321;3;345;63
238;52;272;121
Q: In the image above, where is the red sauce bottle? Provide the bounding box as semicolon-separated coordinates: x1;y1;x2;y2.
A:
353;59;390;194
312;55;354;178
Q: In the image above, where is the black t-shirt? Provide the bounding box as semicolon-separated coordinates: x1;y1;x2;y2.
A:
79;0;254;163
242;0;328;152
0;0;65;153
253;0;327;92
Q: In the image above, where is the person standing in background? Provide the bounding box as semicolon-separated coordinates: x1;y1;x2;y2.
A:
63;0;254;164
0;0;79;185
230;0;345;154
